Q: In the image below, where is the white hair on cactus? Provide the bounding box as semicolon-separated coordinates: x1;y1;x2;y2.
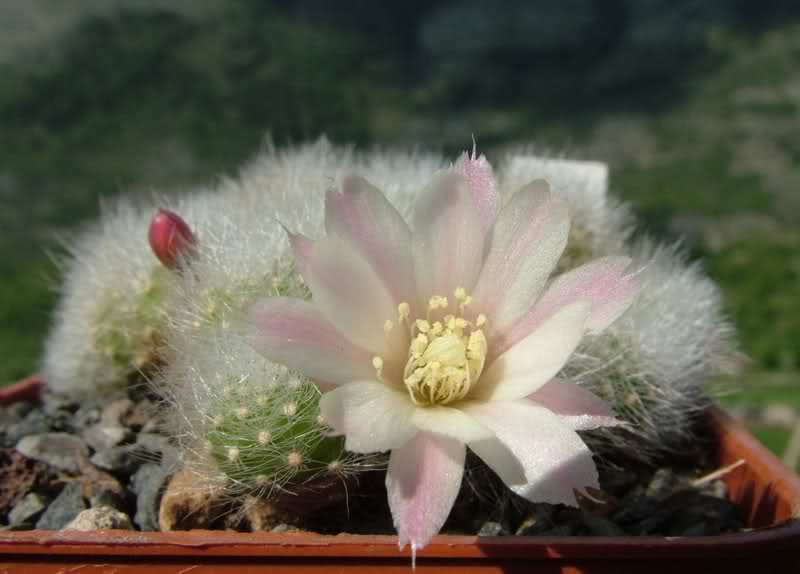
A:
42;188;220;396
564;236;738;460
497;152;635;265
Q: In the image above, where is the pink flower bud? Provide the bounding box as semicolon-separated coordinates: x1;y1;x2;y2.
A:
148;209;196;269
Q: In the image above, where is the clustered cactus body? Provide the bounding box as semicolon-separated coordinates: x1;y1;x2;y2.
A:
43;191;216;396
43;138;738;520
565;237;738;461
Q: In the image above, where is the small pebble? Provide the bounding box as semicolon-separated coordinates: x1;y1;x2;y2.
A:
129;463;169;531
478;521;505;536
91;446;142;475
36;482;86;530
83;425;132;451
15;433;89;474
1;410;51;448
64;506;133;531
7;493;48;529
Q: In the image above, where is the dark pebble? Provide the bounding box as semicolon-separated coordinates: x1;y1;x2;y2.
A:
665;492;742;536
79;462;127;511
83;424;133;452
36;482;86;530
15;433;89;474
611;494;659;525
91;446;142;475
129;463;169;531
599;468;640;497
1;410;51;448
582;512;626;536
5;401;36;419
7;493;49;529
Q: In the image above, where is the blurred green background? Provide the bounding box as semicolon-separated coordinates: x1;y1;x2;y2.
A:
1;1;798;457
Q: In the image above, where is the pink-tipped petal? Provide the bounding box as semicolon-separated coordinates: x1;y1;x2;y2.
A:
465;400;599;506
386;432;465;553
319;382;417;453
528;380;621;431
454;150;500;231
248;298;376;385
305;237;397;356
325;176;417;309
474;301;591;402
412;171;485;301
410;406;493;443
494;257;638;359
471;181;570;335
285;228;313;280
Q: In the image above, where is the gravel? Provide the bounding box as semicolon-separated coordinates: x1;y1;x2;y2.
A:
35;482;86;530
15;433;89;474
64;506;133;531
0;384;748;537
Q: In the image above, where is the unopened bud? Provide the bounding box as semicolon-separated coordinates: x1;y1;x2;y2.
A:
148;208;197;269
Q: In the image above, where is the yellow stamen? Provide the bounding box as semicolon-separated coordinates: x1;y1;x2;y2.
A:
402;291;488;406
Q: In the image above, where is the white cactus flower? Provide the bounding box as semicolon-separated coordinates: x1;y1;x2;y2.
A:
249;150;639;555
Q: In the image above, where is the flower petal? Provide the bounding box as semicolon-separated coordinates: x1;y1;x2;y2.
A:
305;236;397;355
325;175;418;310
410;406;493;443
494;257;638;359
386;432;465;554
319;382;417;453
468;434;527;487
413;170;485;301
529;379;621;431
284;227;313;280
474;301;590;402
471;181;570;335
454;150;500;231
465;400;599;506
248;298;376;385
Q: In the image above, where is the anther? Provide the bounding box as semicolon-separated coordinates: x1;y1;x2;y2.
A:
384;319;394;334
398;302;411;320
372;356;384;378
476;314;487;327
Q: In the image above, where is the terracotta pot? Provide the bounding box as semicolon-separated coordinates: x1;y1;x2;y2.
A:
1;375;798;573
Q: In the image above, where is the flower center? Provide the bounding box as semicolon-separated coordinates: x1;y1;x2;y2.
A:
389;288;488;406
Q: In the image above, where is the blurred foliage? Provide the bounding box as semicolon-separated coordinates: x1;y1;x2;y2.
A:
1;0;799;386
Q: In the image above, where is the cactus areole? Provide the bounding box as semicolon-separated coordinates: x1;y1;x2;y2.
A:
148;209;196;269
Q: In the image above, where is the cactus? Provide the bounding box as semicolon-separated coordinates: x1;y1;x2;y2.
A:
42;192;216;396
160;328;380;508
563;237;738;461
44;138;737;509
